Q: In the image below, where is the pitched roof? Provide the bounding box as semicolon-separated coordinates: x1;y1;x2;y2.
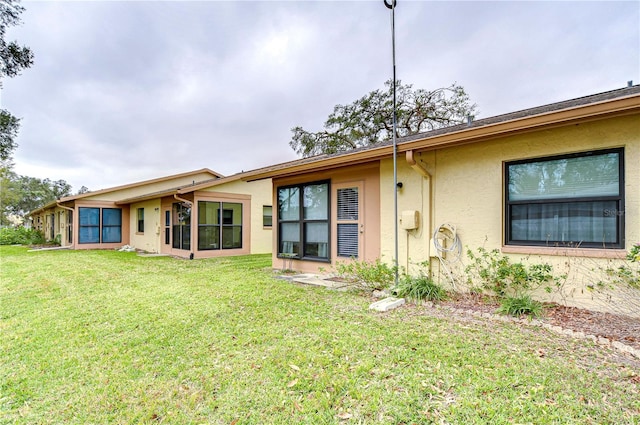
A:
28;168;223;215
58;168;222;202
240;84;640;181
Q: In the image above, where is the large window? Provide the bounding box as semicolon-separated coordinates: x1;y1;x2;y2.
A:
278;182;329;260
505;149;624;248
78;207;122;244
197;201;242;250
172;203;191;250
102;209;122;243
79;207;100;244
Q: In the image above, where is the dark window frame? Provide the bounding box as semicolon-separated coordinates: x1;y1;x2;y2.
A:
172;203;191;250
504;148;624;249
101;208;122;243
263;205;273;227
197;201;243;251
78;207;122;244
78;207;100;244
137;208;145;233
277;180;330;262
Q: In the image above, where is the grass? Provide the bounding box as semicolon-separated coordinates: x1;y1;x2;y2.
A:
1;246;639;424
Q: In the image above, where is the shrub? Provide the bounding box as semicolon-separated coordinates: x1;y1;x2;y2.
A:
497;295;544;317
628;243;640;263
465;247;556;298
335;258;396;291
395;274;447;303
0;227;46;245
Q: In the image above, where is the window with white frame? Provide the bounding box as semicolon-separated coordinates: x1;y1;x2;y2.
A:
505;148;624;248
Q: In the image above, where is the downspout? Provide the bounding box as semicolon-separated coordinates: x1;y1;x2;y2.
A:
56;202;75;248
405;150;433;270
174;194;194;259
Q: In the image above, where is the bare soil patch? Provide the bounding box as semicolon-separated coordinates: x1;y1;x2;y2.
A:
438;294;640;352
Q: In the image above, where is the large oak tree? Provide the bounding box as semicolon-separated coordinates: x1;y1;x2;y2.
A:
290;80;477;157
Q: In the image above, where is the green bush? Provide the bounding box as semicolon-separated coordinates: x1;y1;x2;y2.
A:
497;295;544;317
335;258;396;291
396;274;447;303
628;243;640;263
0;227;46;245
465;247;556;298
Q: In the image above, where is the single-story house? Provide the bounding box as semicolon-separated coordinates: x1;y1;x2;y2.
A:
29;168;273;258
238;84;639;313
28;84;639;313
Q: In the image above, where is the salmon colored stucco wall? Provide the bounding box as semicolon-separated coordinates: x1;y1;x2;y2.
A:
271;163;381;273
156;179;271;259
129;200;162;253
72;201;131;250
379;114;640;315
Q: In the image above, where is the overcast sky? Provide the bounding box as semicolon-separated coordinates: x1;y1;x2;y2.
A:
2;0;638;192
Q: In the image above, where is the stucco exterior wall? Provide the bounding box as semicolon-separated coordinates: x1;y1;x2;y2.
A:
72;201;131;250
271;163;381;273
430;114;638;252
378;114;639;315
379;153;435;274
129;199;162;253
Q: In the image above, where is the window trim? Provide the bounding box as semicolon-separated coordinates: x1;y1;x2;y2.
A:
277;180;330;262
504;148;624;249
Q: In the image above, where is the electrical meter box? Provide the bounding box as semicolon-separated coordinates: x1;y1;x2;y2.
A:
400;210;419;230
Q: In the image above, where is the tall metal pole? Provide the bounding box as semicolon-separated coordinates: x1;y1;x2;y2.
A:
384;0;399;286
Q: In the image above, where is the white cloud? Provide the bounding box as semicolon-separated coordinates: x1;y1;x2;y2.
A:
3;1;638;191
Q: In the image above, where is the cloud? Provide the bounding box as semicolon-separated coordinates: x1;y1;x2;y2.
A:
2;1;638;192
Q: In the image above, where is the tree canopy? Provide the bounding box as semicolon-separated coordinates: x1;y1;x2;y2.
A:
289;80;477;158
0;0;34;161
0;170;72;225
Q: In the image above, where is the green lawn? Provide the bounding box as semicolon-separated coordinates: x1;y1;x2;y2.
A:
1;246;638;424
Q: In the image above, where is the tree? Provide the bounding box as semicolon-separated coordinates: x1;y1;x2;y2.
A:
290;80;478;157
76;185;90;195
0;109;19;161
0;174;72;225
0;0;34;161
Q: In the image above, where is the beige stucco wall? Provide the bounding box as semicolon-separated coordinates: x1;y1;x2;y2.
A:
129;199;162;253
379;115;640;315
379;154;435;274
